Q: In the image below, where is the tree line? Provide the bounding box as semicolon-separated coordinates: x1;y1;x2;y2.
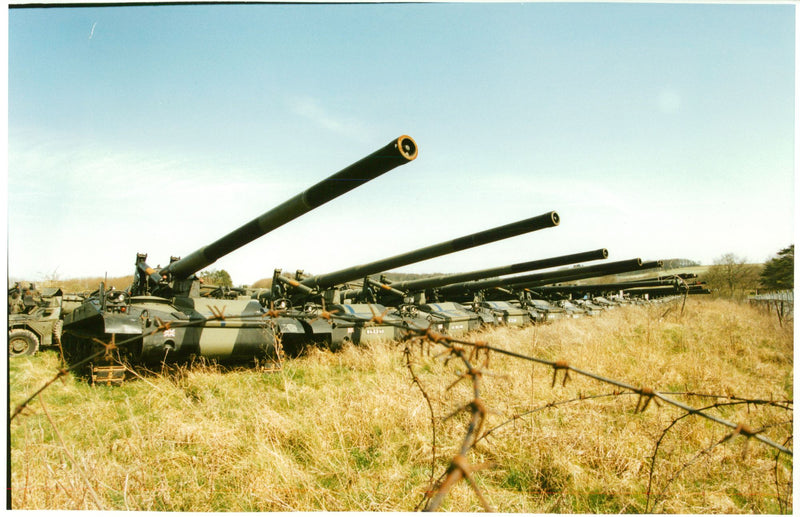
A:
702;245;793;299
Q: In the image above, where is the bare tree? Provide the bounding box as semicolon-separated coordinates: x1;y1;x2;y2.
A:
703;253;762;299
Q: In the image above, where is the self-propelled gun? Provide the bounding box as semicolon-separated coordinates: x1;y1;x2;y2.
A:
62;136;418;382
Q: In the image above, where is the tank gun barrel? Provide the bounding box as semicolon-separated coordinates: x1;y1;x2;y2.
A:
516;259;663;290
297;211;561;291
160;135;418;280
530;275;684;294
387;248;608;292
439;258;649;295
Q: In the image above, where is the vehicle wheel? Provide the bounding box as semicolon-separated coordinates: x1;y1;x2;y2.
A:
53;320;63;345
8;329;40;356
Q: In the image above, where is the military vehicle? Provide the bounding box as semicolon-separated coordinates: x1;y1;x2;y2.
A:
592;296;619;308
526;298;568;322
267;211;561;343
528;272;708;301
412;301;479;334
347;248;609;333
434;258;661;323
61;135;419;382
8;287;85;356
572;298;605;315
469;300;530;326
556;299;586;318
432;258;647;301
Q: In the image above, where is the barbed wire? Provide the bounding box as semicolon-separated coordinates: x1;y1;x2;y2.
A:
9;300;794;512
401;338;790;509
308;306;793;510
354;308;791;510
404;345;439;494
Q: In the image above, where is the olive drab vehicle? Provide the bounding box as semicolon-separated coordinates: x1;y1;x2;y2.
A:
434;258;661;322
368;248;610;332
61;136;419;384
265;211;561;344
8;285;85;356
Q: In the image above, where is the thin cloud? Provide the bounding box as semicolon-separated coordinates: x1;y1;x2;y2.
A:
287;96;370;142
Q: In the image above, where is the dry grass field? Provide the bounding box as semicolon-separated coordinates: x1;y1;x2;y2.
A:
8;297;793;512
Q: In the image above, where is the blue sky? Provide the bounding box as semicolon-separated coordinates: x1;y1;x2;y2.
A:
7;3;796;285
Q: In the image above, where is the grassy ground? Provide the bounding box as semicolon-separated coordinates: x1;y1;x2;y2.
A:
8;297;793;512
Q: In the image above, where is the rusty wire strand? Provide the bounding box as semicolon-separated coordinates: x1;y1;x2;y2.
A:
367;304;392;325
774;434;794;514
398;327;794;456
644;398;793;512
418;336;495;512
634;387;660;413
551;360;571;387
403;345;439;508
649;418;789;513
386;314;792;510
475;391;639;446
211;305;227;320
671;391;793;410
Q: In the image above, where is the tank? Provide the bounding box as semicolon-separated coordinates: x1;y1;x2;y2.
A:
8;286;85;356
528;275;685;298
385;248;609;295
438;258;652;301
431;258;661;323
526;298;568;322
346;248;606;335
267;211;560;342
556;299;586;318
470;300;530;327
412;301;480;335
61;135;418;382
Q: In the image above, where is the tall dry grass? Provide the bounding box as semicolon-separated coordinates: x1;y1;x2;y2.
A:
8;297;792;512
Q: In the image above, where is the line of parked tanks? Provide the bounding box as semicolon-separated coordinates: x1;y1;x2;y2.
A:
6;135;709;383
8;273;705;360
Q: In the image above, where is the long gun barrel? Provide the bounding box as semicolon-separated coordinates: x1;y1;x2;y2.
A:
530;276;685;294
439;258;650;296
297;211;561;291
514;259;663;290
540;282;709;298
384;248;609;292
160;135;418;280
